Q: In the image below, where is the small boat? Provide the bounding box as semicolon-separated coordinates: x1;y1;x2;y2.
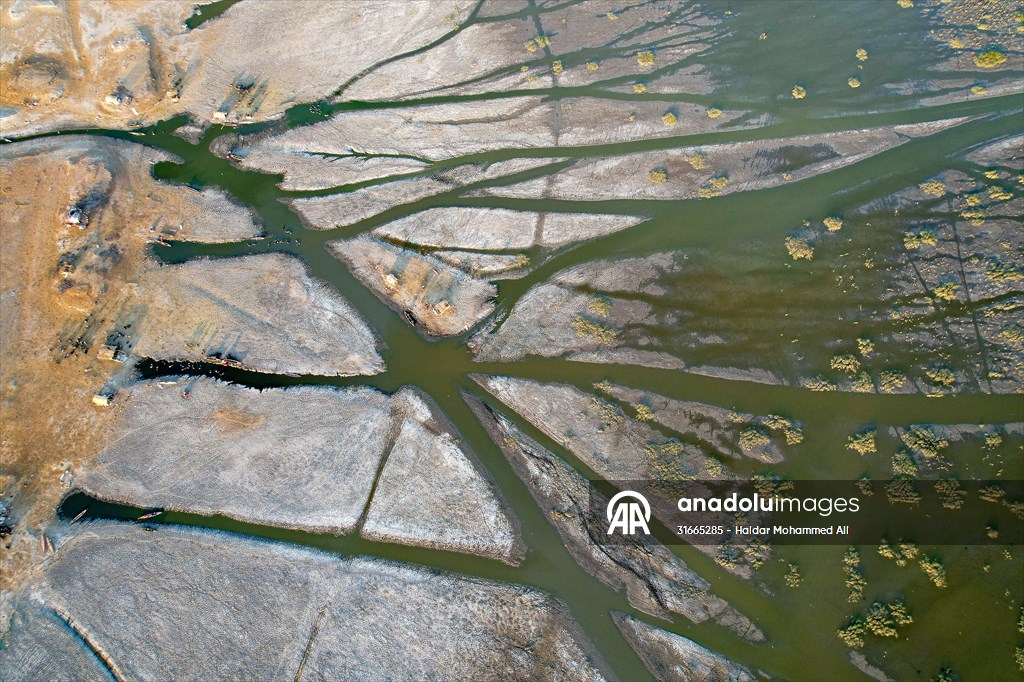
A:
137;510;163;520
71;508;89;523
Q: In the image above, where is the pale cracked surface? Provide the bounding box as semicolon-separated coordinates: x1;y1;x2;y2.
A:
131;253;383;376
0;524;606;681
363;409;524;563
76;378;394;534
75;379;523;563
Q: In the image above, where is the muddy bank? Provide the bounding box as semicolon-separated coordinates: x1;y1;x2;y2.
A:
289;158;563;225
372;207;644;251
471;395;763;641
598;383;803;465
470;119;972;202
361;386;524;564
329;237;497;337
614;613;755;682
474;375;723;485
471;253;686;368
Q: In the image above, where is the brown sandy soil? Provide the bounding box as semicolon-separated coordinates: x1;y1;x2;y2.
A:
0;0;196;136
0;1;474;137
0;135;257;609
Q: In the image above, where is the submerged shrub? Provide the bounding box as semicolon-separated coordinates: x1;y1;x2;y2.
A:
804;375;837;391
847;429;877;455
785;563;802;588
785;236;814;260
738;426;771;453
879;370;908;393
837;617;865;647
919;557;947;588
831;354;861;374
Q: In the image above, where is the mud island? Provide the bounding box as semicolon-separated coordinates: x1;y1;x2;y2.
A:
1;1;1022;680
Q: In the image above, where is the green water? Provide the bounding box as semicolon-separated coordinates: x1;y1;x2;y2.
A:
13;1;1024;679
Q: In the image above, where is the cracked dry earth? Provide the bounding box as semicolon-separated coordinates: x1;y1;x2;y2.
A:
1;1;1023;681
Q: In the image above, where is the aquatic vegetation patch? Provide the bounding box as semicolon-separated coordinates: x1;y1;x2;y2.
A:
785;236;814;261
847;429;877;455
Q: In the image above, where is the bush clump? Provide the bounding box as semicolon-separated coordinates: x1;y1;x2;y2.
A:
904;228;938;248
648;168;668;184
926;367;956;388
879;539;919;566
785;563;802;588
901;426;948;458
804;375;837;391
739;426;772;453
684;152;707;169
763;414;804;445
634;404;654;421
843;548;866;603
823;216;843;231
919;556;947;588
974;50;1007;68
865;600;912;637
879;370;908;393
831;354;861;374
847;429;877;455
934;281;959;302
785;236;814;260
573;316;617;344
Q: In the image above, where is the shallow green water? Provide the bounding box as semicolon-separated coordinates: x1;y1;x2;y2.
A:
17;1;1024;679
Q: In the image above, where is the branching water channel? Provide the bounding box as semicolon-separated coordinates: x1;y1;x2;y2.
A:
8;2;1023;675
